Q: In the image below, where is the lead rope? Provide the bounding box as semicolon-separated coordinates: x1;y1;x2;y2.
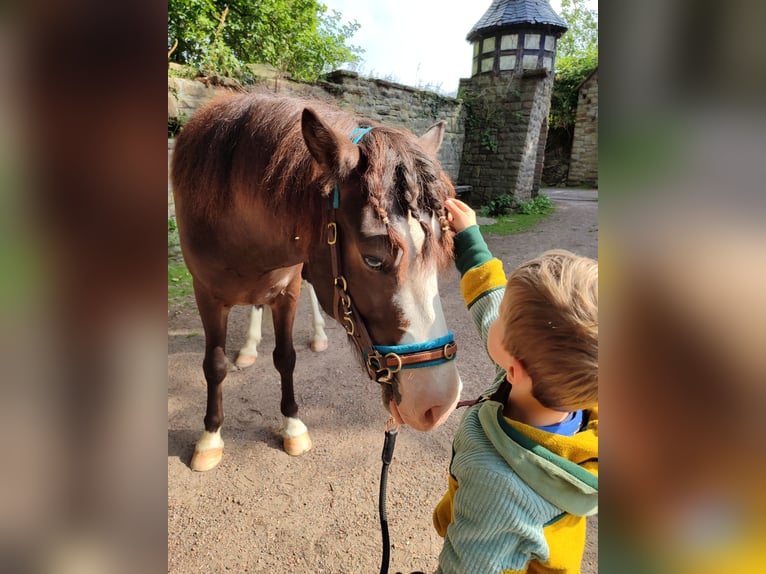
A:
377;393;486;574
379;418;398;574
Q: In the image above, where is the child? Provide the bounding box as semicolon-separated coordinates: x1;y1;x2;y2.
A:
433;198;598;573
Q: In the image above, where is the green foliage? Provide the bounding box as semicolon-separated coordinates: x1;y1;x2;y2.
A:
556;0;598;61
486;194;513;216
550;52;597;131
167;0;363;83
485;194;554;217
168;217;193;304
549;1;598;131
168;112;188;138
168;216;182;260
516;194;554;215
480;130;498;153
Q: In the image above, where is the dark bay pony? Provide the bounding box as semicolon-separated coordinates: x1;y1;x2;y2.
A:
172;93;462;471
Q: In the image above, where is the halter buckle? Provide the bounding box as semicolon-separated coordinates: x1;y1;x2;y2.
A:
384;352;403;374
367;350;384;372
327;222;337;245
443;342;457;360
342;316;355;336
334;275;347;291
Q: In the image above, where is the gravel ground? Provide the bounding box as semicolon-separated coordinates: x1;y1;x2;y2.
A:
168;188;598;573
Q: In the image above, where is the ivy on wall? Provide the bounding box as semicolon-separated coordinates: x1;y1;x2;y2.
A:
550;53;597;133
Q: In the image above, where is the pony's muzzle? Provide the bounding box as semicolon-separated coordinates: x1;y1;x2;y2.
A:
387;362;462;431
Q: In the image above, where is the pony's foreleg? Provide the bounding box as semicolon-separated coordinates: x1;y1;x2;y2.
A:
235;305;264;368
304;281;328;353
190;286;231;472
272;275;312;456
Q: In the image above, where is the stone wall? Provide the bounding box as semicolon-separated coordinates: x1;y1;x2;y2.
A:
567;68;598;187
457;70;555;205
167;70;464;181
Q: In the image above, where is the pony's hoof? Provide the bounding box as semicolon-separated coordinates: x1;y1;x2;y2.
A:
235;353;257;369
190;447;223;472
283;432;312;456
309;338;328;353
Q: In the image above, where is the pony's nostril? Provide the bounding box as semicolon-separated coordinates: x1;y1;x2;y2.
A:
423;407;436;426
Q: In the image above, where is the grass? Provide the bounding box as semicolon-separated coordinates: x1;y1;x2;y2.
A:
168;261;194;304
168;216;194;306
479;194;555;235
479;210;553;235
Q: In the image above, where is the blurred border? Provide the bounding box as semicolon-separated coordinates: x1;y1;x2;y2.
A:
1;1;168;572
2;1;765;572
600;1;766;572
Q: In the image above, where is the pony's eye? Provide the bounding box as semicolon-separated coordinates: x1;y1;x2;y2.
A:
363;255;384;270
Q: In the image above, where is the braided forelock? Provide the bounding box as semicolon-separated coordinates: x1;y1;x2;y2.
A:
357;127;455;268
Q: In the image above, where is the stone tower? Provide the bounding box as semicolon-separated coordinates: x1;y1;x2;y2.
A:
458;0;567;205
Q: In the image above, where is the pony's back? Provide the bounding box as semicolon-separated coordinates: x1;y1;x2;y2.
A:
171;93;362;223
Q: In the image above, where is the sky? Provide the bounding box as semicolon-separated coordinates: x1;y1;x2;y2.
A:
321;1;591;95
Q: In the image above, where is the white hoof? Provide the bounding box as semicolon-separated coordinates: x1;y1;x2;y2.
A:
283;432;312;456
309;338;328;353
190;430;224;472
190;447;223;472
235;352;257;368
281;417;312;456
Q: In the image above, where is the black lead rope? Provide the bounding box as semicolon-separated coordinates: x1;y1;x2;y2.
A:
379;422;398;574
376;400;478;574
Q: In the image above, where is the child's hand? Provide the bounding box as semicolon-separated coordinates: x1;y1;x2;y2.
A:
445;198;477;233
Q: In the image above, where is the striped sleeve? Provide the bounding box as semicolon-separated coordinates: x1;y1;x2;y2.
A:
452;225;507;354
436;465;550;574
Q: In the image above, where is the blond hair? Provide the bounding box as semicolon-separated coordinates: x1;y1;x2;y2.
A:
501;249;598;411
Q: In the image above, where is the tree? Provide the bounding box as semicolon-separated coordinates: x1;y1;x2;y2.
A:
550;1;598;131
556;0;598;61
167;0;363;82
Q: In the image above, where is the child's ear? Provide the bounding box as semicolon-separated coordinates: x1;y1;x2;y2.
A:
507;357;531;388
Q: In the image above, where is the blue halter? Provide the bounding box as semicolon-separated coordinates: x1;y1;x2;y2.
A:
326;126;457;383
332;127;374;209
370;332;457;371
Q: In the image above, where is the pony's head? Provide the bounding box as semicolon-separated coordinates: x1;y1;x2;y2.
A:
302;107;462;431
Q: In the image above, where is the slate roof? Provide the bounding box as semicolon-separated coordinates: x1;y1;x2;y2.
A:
467;0;568;41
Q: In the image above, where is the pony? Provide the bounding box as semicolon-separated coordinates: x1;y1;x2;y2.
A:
171;92;462;471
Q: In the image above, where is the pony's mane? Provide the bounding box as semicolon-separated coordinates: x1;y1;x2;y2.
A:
172;92;454;265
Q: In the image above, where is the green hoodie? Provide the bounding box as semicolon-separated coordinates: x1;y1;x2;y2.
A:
433;225;598;573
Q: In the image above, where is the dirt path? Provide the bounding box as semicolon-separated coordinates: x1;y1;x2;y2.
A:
168;188;598;573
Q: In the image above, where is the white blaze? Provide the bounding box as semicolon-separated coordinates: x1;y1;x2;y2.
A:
392;214;448;342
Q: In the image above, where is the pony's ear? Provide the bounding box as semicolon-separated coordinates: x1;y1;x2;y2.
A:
418;120;446;156
301;108;359;175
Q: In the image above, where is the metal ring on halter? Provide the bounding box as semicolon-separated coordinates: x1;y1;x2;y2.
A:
366;350;383;371
342;316;355;336
384;352;403;374
327;222;337;245
334;275;347;291
443;343;456;360
340;294;352;312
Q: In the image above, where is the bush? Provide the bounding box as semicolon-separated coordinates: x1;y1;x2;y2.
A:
550;53;598;132
486;194;514;216
516;194;554;215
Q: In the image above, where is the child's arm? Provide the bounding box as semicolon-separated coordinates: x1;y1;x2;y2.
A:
445;199;507;357
436;466;548;573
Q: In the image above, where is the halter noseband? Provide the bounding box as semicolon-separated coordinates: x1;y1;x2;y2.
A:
326;127;457;384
